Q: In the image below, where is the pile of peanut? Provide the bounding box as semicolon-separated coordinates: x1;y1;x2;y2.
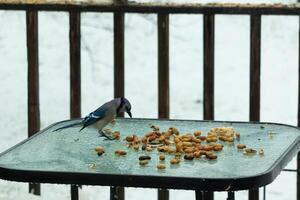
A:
124;125;237;169
94;125;264;170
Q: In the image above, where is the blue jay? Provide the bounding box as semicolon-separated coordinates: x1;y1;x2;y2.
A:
54;97;132;140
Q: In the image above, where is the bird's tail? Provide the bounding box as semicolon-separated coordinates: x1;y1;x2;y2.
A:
53;121;83;132
79;125;86;132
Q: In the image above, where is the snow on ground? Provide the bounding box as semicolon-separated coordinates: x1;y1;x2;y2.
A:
0;6;299;200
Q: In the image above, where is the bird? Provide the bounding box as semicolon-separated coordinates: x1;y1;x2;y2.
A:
53;97;132;140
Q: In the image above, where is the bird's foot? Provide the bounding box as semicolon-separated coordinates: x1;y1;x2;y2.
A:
98;130;116;140
110;119;116;126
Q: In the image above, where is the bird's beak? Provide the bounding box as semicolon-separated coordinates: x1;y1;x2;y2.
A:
127;110;132;118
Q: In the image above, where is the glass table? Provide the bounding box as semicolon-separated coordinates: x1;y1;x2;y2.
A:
0;118;299;196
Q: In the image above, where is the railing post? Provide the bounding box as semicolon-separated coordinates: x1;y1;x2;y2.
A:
249;13;261;200
111;11;125;200
202;13;215;200
157;13;170;200
69;10;81;200
26;10;41;196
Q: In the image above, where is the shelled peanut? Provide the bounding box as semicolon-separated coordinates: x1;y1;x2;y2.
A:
95;146;105;156
115;150;127;156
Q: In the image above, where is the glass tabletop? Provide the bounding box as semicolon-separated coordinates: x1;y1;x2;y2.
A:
0;118;299;191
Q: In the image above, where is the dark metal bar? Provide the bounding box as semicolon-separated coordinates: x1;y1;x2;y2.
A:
26;10;41;196
298;14;300;200
114;12;125;105
202;13;215;200
158;188;169;200
202;191;214;200
263;187;266;200
203;14;214;121
70;11;81;119
3;3;300;15
71;185;79;200
157;13;169;200
227;191;235;200
202;14;215;200
111;11;125;200
249;188;259;200
249;14;261;122
283;169;298;172
195;190;203;200
69;10;81;200
158;13;169;119
249;14;261;200
110;186;125;200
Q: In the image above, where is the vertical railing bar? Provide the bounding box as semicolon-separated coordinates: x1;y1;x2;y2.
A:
249;188;259;200
195;190;203;200
297;14;300;200
111;11;125;200
157;13;170;200
110;186;125;200
26;10;41;196
202;191;214;200
202;13;215;200
70;11;81;119
203;14;215;121
158;188;169;200
249;13;261;200
227;191;235;200
158;13;170;119
71;185;79;200
69;10;81;200
249;14;261;122
114;11;125;115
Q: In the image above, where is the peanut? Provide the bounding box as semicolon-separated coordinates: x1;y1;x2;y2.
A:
237;144;246;149
170;158;180;164
157;163;166;169
115;150;127;156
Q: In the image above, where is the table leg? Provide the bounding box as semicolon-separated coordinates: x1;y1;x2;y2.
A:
227;191;235;200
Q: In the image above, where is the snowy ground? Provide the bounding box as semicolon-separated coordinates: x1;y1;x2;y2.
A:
0;3;299;199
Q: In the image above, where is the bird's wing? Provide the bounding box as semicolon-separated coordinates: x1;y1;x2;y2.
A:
82;103;111;127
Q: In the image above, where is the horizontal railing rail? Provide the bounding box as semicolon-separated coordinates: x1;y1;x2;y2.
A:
1;2;300;14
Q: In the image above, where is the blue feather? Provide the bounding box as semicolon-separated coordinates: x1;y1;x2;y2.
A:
79;104;109;131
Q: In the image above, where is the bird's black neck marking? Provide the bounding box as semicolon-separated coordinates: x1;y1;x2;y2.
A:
116;97;124;115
